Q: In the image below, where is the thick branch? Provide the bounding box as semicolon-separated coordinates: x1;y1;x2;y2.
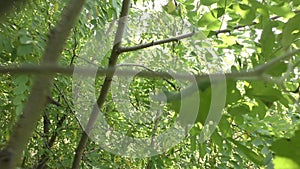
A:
0;66;255;81
0;0;85;168
0;65;257;81
119;31;195;53
71;0;131;169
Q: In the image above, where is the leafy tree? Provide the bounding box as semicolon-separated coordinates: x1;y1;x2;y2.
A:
0;0;299;168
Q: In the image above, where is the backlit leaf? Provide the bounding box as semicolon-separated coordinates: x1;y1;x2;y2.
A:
271;130;300;166
281;14;300;48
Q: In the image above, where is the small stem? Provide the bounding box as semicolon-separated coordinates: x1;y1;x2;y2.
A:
119;31;195;53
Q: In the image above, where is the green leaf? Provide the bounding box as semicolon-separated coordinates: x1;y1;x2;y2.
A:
270;4;294;18
187;11;197;19
216;8;225;18
246;82;282;106
293;0;300;6
273;156;300;169
198;12;221;30
239;4;250;10
14;75;29;84
13;84;28;95
17;45;33;56
200;0;218;6
217;0;232;7
248;0;265;9
218;117;233;138
252;100;268;119
265;62;288;77
177;91;201;125
17;29;30;36
161;81;211;125
281;14;300;48
271;130;300;166
15;104;23;116
13;95;26;105
226;81;241;105
162;1;179;16
196;88;211;124
228;104;249;125
229;104;250;117
167;0;176;13
220;35;237;46
229;160;240;168
211;131;223;147
19;36;34;45
198;143;206;158
207;20;221;30
260;21;275;59
185;4;195;10
190;124;202;136
230;139;264;165
190;135;197;151
185;0;194;4
0;34;13;52
156;80;210;103
238;5;256;25
90;19;97;26
110;0;119;11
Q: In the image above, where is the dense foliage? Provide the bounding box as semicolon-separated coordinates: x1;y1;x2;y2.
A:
0;0;300;168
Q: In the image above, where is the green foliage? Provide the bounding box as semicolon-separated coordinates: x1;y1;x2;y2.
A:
13;75;31;116
0;0;300;168
229;138;264;165
246;82;282;106
200;0;219;6
282;14;300;49
271;130;300;166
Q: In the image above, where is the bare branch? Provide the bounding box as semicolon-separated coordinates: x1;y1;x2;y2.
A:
0;49;299;81
0;64;248;81
119;31;195;53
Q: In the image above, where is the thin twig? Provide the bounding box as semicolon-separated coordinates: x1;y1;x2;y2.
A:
119;31;195;53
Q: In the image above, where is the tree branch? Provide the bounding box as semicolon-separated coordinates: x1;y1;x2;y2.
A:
253;49;300;74
71;0;131;168
119;31;195;53
156;49;300;102
0;65;256;81
0;0;85;168
1;49;299;82
215;10;300;35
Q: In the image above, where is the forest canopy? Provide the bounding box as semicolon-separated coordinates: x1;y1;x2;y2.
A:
0;0;300;168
